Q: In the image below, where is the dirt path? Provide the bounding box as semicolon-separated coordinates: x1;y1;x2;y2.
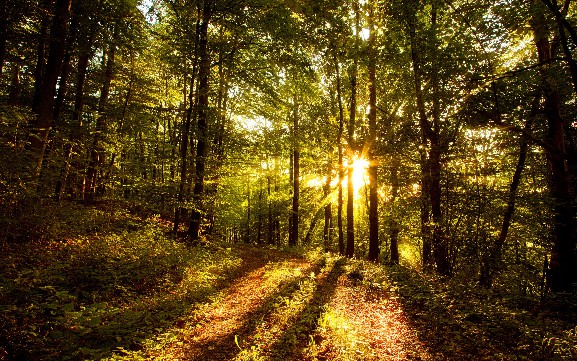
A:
151;246;434;361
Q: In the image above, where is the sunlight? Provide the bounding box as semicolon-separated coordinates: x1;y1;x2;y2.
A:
351;156;369;194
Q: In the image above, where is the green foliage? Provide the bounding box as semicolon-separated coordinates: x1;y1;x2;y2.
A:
0;206;245;360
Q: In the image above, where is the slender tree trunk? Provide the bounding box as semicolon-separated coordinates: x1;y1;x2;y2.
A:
174;14;201;233
257;175;263;244
55;35;93;200
0;0;7;77
267;155;274;245
53;12;77;122
28;0;72;179
205;33;231;236
273;156;281;245
346;1;360;258
323;161;333;252
84;37;115;202
407;8;450;275
390;159;400;264
334;54;345;256
32;0;53;113
188;3;213;242
420;136;432;267
246;177;251;243
289;94;300;247
532;0;577;292
367;1;379;262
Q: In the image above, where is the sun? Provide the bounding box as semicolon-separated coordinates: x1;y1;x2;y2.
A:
351;156;369;193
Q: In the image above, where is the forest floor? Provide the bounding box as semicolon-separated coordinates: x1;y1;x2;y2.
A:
1;202;577;360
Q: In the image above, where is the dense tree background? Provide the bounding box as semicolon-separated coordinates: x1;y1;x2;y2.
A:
1;0;577;357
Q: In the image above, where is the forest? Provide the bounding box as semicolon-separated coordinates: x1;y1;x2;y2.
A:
1;0;577;359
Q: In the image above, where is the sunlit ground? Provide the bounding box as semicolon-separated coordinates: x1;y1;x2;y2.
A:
304;263;432;361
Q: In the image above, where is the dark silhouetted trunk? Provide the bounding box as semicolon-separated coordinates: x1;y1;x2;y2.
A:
188;3;213;242
0;0;7;76
407;6;450;275
289;94;300;247
334;53;345;256
367;2;379;262
390;159;400;264
28;0;72;178
84;37;115;202
55;34;93;201
32;0;53;113
174;13;201;233
323;161;333;252
346;1;360;258
531;0;577;292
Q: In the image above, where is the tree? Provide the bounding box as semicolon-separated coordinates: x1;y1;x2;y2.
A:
367;0;379;262
27;0;73;178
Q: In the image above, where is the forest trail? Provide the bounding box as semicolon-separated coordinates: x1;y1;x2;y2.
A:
154;245;433;361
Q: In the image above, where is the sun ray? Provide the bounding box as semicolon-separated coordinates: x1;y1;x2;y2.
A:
350;156;369;194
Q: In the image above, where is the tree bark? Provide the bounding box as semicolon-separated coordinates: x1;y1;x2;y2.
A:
531;0;577;292
323;160;333;252
0;0;8;77
54;31;94;201
174;12;201;233
407;5;450;275
346;0;360;258
84;35;116;202
31;0;54;113
367;1;379;262
334;53;345;256
28;0;72;179
188;2;213;242
390;159;400;264
289;94;300;247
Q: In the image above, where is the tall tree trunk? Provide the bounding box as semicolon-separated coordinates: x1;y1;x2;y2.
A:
323;160;333;252
334;54;345;256
273;156;281;245
55;33;93;200
390;159;400;264
246;176;251;243
188;3;213;243
28;0;72;179
346;0;360;258
407;7;450;275
0;0;8;77
174;13;201;233
367;1;379;262
420;135;432;267
84;36;115;202
289;94;300;247
257;175;263;244
32;0;54;113
205;32;231;236
267;155;274;245
531;0;577;291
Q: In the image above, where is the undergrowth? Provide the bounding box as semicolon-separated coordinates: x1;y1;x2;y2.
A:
0;203;243;360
